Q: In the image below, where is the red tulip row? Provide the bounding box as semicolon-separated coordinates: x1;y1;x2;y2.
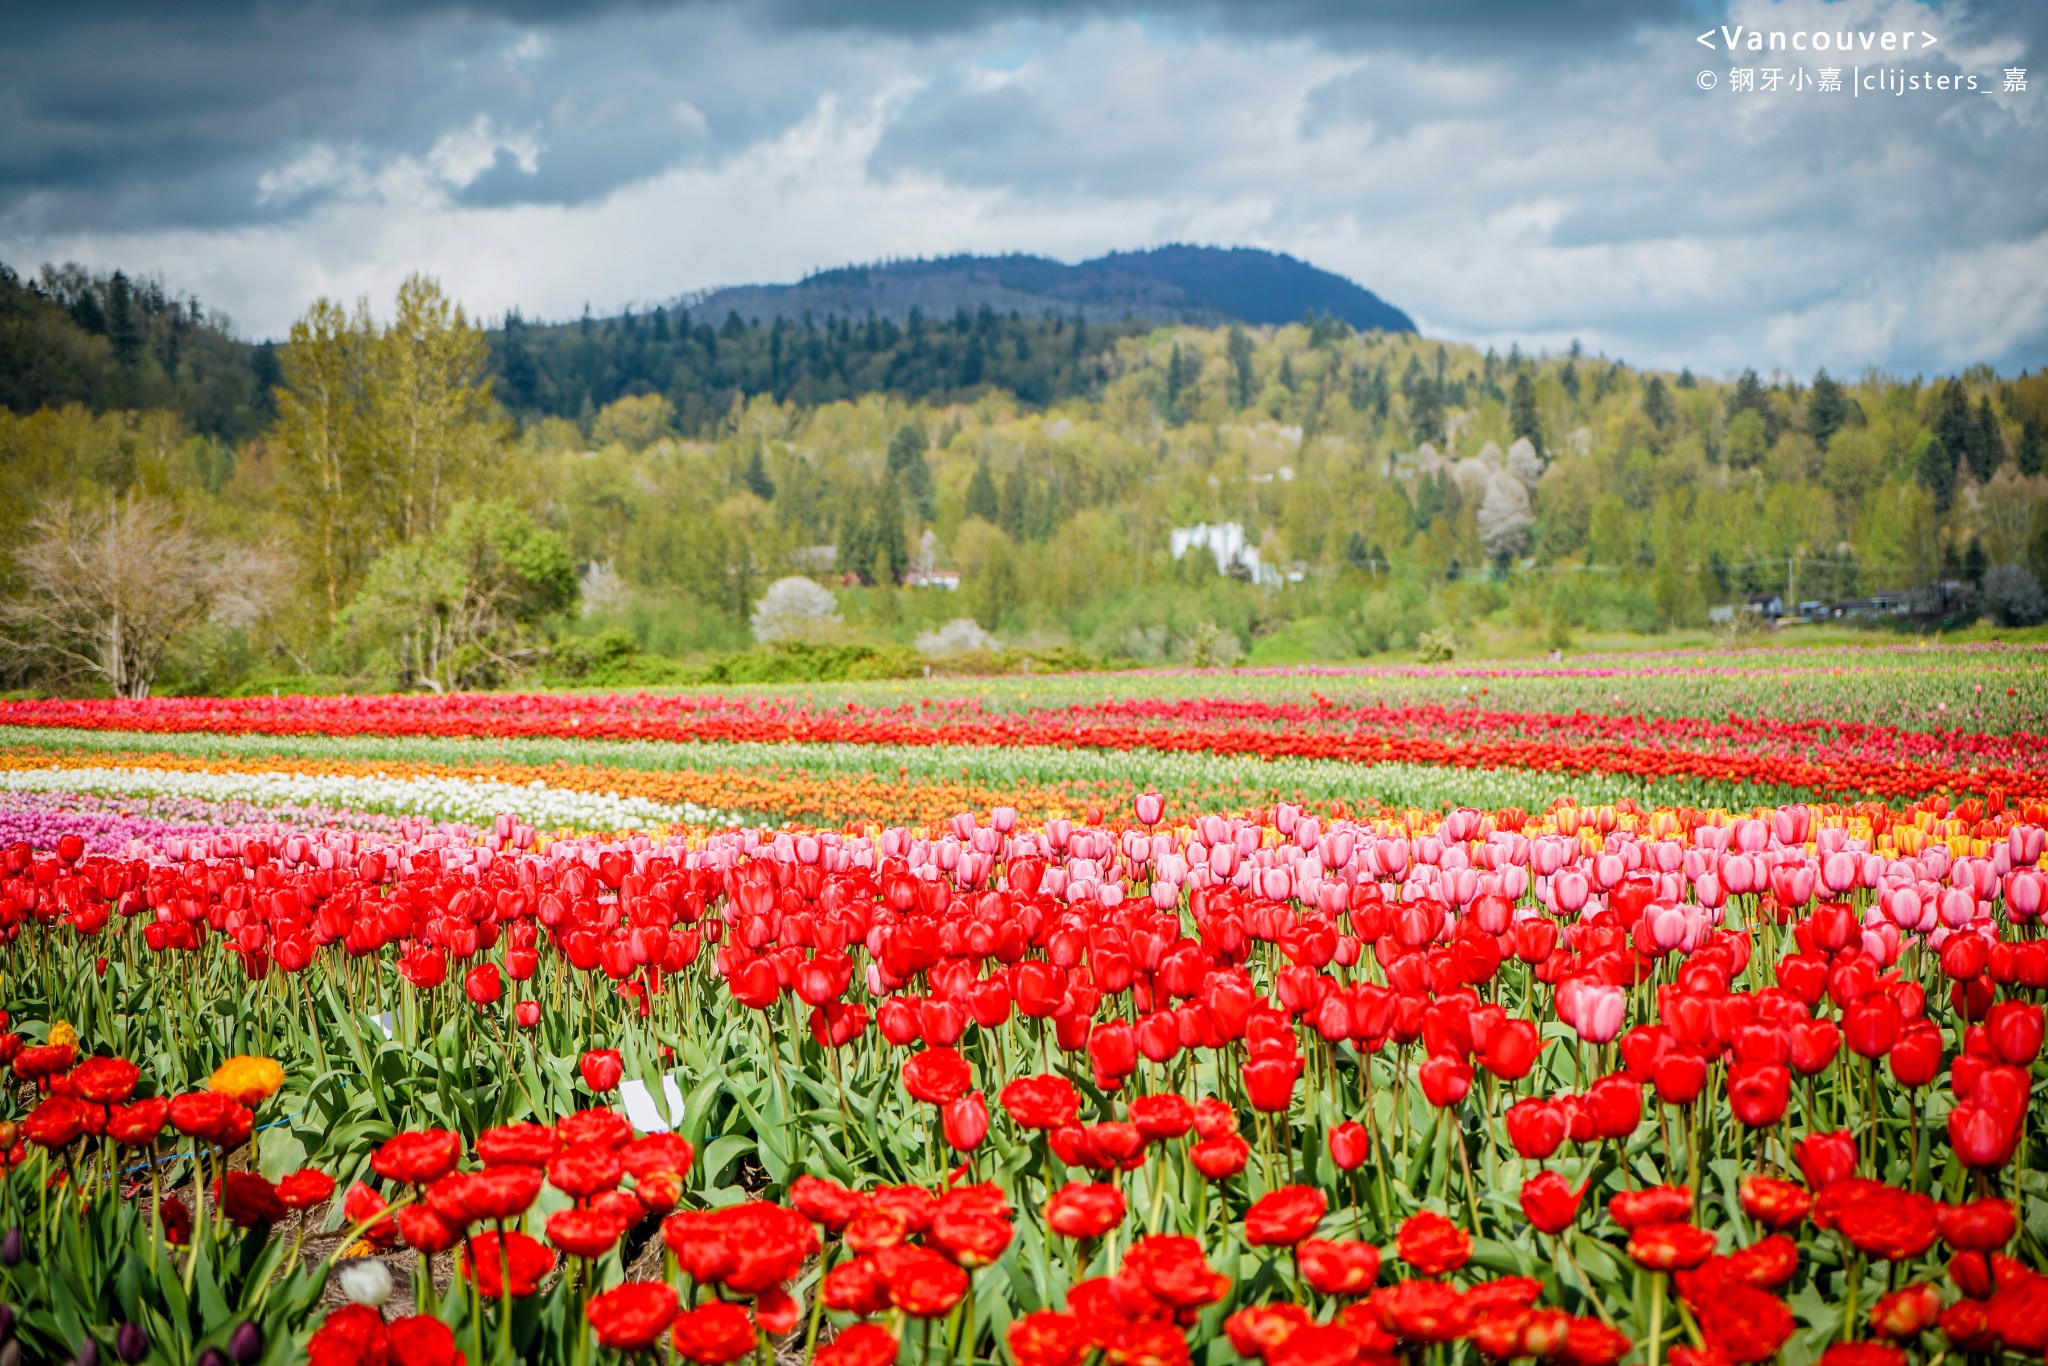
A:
3;691;2044;803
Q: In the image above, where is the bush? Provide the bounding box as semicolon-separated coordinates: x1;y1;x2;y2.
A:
1415;625;1460;662
1983;563;2048;627
696;641;923;684
541;629;687;687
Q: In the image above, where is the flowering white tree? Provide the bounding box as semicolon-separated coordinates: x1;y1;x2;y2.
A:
0;496;283;698
1477;469;1534;562
750;576;841;643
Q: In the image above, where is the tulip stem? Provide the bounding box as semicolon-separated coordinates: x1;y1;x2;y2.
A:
1646;1271;1665;1366
1842;1254;1860;1343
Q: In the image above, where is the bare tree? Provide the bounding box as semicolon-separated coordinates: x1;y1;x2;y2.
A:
0;496;283;698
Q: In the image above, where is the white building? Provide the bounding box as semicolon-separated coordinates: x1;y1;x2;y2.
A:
1170;522;1282;587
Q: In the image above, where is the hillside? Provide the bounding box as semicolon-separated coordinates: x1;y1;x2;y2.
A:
687;245;1416;333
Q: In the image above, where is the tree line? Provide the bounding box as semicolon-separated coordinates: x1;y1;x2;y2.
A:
1;262;2045;697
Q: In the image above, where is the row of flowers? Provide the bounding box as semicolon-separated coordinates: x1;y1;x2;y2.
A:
1;691;2042;803
0;732;1825;825
0;761;736;836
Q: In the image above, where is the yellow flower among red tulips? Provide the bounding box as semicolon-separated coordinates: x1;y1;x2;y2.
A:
208;1054;285;1108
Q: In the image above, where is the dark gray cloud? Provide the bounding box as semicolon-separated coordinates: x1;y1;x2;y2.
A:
0;0;1694;234
0;0;2040;377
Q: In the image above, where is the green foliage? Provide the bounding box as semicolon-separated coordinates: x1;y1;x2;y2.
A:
539;627;689;687
342;499;576;690
695;639;924;683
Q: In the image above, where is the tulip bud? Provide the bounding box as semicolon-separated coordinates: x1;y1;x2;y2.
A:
0;1230;20;1267
196;1352;228;1366
227;1322;262;1366
115;1323;147;1364
77;1342;101;1366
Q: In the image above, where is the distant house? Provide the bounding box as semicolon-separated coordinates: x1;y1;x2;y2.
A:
1170;521;1282;588
788;545;837;574
903;569;961;590
1744;593;1784;619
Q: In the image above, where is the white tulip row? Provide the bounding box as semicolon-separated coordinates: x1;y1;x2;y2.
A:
0;763;737;833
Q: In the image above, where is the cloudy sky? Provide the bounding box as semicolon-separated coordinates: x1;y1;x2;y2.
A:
2;0;2043;376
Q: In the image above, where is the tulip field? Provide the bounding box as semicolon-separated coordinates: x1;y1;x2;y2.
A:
1;645;2046;1366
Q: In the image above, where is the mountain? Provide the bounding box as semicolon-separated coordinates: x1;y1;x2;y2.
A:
682;245;1415;334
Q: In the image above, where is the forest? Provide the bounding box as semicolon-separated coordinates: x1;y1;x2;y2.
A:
2;259;2045;697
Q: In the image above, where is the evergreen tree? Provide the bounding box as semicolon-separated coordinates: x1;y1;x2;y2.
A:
1962;536;1988;586
1933;381;1974;473
742;446;775;500
836;498;876;586
1917;435;1958;513
1806;368;1849;446
105;271;142;368
1969;395;2004;480
1726;368;1777;443
886;423;932;518
1560;361;1580;403
1642;375;1674;429
1510;370;1544;456
1676;367;1696;389
870;477;907;585
1227;326;1255;408
997;464;1030;540
965;454;999;523
2019;416;2044;477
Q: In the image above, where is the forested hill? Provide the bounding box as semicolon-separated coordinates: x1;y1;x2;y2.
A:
686;246;1417;332
1;247;1408;437
0;262;273;440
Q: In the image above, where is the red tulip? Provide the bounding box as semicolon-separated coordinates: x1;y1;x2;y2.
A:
1793;1130;1858;1189
1242;1055;1302;1113
1328;1121;1369;1171
1044;1182;1125;1240
1189;1134;1250;1180
1480;1018;1541;1080
579;1049;624;1095
1844;995;1901;1059
1297;1238;1382;1296
1727;1061;1790;1128
587;1280;679;1352
1520;1170;1586;1235
1395;1209;1471;1276
940;1091;989;1152
1739;1176;1812;1231
1417;1052;1473;1108
1245;1185;1327;1247
901;1047;973;1105
1628;1223;1717;1271
1505;1098;1567;1160
1586;1074;1643;1139
1610;1185;1692;1231
1985;1001;2043;1066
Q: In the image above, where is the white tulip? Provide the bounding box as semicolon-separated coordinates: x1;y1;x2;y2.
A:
336;1257;393;1307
